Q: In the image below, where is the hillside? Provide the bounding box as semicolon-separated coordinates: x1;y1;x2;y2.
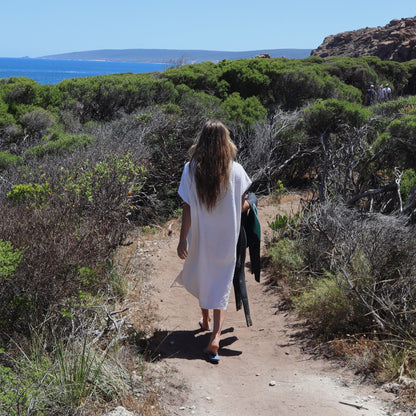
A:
311;16;416;62
40;48;312;63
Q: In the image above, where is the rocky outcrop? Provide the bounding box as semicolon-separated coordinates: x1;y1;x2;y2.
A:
311;17;416;62
254;53;272;59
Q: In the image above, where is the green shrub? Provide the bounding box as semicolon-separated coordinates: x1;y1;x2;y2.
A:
302;98;372;135
219;59;271;100
268;211;300;232
61;153;146;210
175;84;224;119
24;131;93;158
375;113;416;169
0;100;15;128
0;239;24;281
0;77;40;105
371;96;416;116
222;92;267;126
19;107;55;137
401;169;416;202
0;151;22;170
163;61;220;93
58;74;178;122
321;56;378;93
294;274;360;336
269;237;304;280
0;363;48;416
7;182;51;208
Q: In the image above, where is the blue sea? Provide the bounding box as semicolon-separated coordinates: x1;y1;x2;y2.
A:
0;57;169;85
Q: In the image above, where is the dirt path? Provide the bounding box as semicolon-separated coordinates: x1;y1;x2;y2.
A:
143;196;396;416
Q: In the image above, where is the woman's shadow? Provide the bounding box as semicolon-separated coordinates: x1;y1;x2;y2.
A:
144;326;242;362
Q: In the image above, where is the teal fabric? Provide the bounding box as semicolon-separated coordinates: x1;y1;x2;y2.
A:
251;203;261;241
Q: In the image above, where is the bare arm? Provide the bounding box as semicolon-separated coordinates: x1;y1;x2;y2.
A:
177;203;191;259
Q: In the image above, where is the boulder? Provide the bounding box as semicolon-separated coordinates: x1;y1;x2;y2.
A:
103;407;136;416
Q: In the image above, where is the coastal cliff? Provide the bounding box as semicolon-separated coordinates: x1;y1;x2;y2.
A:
311;16;416;62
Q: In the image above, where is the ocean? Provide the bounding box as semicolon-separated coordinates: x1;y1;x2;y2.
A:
0;57;169;85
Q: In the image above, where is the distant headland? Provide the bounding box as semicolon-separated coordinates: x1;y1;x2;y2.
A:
40;48;312;64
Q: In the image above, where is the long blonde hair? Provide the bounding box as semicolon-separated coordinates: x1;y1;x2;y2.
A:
189;120;237;210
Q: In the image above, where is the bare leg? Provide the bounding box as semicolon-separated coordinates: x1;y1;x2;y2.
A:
207;309;226;354
200;308;211;330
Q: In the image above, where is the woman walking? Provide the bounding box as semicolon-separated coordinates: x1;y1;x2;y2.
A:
173;120;251;363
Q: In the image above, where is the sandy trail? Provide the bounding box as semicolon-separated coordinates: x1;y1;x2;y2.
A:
144;196;395;416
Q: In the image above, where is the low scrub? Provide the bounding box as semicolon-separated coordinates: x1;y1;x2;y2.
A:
0;153;146;333
299;202;416;336
0;151;22;170
24;131;93;158
294;273;367;336
268;199;416;385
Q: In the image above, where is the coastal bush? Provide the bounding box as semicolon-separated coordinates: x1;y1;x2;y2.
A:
19;107;55;139
0;362;49;416
161;58;366;112
321;56;379;93
269;237;304;281
222;92;267;126
375;113;416;169
294;274;363;336
58;153;146;218
0;100;15;129
7;182;51;208
58;74;178;122
175;84;224;121
0;239;23;281
0;153;146;332
400;169;416;203
370;95;416;117
404;60;416;95
219;59;271;100
320;56;415;99
302;99;372;135
362;56;413;96
300;202;416;336
0;152;22;170
0;77;40;106
162;61;221;93
24;131;93;158
267;198;416;344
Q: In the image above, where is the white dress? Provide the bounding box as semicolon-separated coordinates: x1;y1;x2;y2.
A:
172;161;252;310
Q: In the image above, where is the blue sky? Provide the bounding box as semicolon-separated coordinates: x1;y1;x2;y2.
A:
1;0;415;57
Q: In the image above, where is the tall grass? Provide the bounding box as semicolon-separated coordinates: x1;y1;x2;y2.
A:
0;332;135;416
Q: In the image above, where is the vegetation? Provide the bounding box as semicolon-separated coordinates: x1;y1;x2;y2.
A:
1;55;416;413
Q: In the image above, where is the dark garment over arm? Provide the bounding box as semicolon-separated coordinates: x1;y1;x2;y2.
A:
232;193;261;326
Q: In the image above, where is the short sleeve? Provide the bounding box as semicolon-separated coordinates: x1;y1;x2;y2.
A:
178;162;191;204
240;168;252;195
234;162;252;196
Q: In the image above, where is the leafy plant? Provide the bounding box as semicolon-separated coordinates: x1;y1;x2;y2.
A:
268;210;300;234
0;151;22;170
294;274;361;336
6;182;51;208
0;239;24;281
24;131;93;158
401;169;416;203
222;92;267;126
269;237;304;280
